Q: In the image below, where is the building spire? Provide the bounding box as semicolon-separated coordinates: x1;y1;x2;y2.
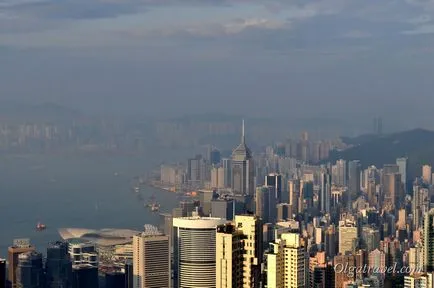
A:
242;119;245;144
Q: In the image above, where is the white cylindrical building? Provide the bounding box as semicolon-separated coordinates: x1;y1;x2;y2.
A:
173;217;226;288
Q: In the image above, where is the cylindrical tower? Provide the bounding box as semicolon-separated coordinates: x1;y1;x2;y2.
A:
173;217;226;288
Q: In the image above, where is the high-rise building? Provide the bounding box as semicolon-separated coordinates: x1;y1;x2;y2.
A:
234;215;262;288
367;179;377;207
267;232;306;288
396;157;408;193
71;264;98;288
288;179;301;215
339;220;358;255
348;160;361;209
383;173;401;213
16;251;45;288
105;272;125;288
334;159;347;187
409;244;424;273
361;226;380;253
133;225;170;288
404;274;433;288
210;149;221;166
325;225;337;260
301;181;314;210
309;252;335;288
45;241;72;288
255;186;277;224
373;117;383;135
320;167;332;214
222;158;232;188
276;203;290;221
67;240;98;267
423;165;432;184
7;239;35;288
0;258;5;288
215;223;244;288
334;254;356;288
424;208;434;272
125;260;133;288
265;173;282;204
187;155;202;184
211;166;225;189
211;197;235;220
173;217;226;288
368;249;386;276
231;120;255;199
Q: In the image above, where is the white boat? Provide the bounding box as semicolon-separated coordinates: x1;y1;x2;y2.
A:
151;203;160;212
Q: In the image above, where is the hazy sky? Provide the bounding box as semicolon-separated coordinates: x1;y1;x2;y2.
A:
1;0;434;125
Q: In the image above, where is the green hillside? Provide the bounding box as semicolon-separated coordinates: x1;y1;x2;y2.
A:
327;128;434;180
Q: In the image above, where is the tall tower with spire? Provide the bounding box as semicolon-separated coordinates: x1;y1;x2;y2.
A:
231;120;255;205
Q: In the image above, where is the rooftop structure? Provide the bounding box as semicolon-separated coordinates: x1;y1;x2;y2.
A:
58;228;141;246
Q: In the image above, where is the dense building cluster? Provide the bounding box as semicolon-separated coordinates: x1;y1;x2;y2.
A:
3;120;434;288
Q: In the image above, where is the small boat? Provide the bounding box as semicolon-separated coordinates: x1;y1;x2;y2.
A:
151;203;160;212
36;222;46;231
134;187;140;193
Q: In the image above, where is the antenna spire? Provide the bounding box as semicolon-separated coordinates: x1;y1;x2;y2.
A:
242;119;245;144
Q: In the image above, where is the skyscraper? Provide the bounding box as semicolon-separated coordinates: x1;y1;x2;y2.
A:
424;208;434;272
173;216;226;288
125;260;133;288
7;239;35;288
45;241;72;288
404;274;433;288
265;173;282;204
320;167;332;214
210;148;221;166
396;157;408;193
348;160;361;209
373;117;383;135
423;165;432;184
383;173;401;213
234;215;262;288
267;232;306;288
255;186;276;224
16;251;45;288
72;264;98;288
105;272;125;288
334;159;347;187
334;254;356;288
211;197;235;220
288;179;301;215
133;225;170;288
231;120;255;199
0;258;5;288
339;220;358;255
222;158;232;188
215;223;244;288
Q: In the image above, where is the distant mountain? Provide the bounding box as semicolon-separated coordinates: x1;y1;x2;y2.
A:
327;128;434;180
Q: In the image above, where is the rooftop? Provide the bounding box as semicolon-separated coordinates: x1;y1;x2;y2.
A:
59;228;141;247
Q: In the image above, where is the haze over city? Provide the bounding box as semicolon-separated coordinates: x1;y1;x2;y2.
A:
4;1;434;288
1;0;434;127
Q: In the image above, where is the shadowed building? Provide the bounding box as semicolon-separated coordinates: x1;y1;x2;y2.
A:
7;239;35;288
46;241;72;288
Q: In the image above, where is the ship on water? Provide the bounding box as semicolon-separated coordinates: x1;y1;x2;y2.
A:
151;203;160;212
144;194;160;212
36;222;46;231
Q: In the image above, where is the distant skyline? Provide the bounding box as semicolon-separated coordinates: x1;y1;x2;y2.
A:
1;0;434;128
